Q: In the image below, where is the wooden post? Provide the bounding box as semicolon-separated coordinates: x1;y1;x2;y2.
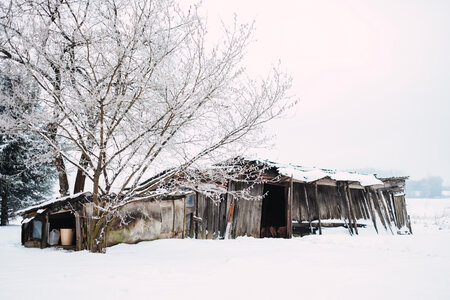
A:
346;184;358;235
182;197;186;239
384;191;396;227
41;213;49;249
377;190;393;234
172;200;176;235
286;176;293;238
74;211;82;251
343;183;354;235
365;188;378;233
390;193;401;229
224;198;235;239
314;183;322;235
371;189;387;231
194;193;198;238
303;185;313;233
407;215;413;234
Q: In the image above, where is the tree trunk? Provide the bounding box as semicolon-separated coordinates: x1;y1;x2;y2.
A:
1;188;8;226
55;154;70;196
47;122;69;196
73;153;89;194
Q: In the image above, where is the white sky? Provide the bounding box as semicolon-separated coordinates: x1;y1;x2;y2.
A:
193;0;450;184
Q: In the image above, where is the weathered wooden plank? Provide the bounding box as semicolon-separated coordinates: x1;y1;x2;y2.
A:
197;193;207;239
41;213;49;249
342;186;351;230
160;200;174;236
213;200;220;239
365;188;378;233
297;184;308;222
287;176;293;238
303;185;313;232
361;189;371;220
206;197;214;239
232;183;263;238
173;199;185;237
371;190;387;231
377;190;393;234
293;222;367;228
182;198;186;239
225;197;235;239
343;184;355;234
383;191;396;226
74;211;82;251
314;183;322;235
346;184;358;235
291;182;301;222
218;195;227;238
349;189;363;220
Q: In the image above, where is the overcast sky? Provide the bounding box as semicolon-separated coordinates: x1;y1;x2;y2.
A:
194;0;450;183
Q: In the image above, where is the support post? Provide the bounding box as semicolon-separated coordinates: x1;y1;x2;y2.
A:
303;185;313;233
40;213;49;249
343;183;354;235
314;183;322;235
365;187;378;233
346;183;358;235
74;211;82;251
182;197;186;239
225;198;235;239
286;176;293;238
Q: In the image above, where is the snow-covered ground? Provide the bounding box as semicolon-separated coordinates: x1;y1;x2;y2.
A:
1;198;450;300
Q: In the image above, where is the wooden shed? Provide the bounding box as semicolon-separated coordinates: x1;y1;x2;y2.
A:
17;190;196;250
191;158;411;239
17;158;411;250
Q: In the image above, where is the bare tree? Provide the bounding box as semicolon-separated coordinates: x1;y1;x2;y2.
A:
0;0;294;252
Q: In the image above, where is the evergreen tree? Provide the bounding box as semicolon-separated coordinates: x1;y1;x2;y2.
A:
0;69;56;225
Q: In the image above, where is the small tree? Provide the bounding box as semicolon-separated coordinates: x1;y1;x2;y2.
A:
0;0;294;251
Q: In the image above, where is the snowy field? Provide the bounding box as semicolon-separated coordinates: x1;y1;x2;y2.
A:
1;198;450;300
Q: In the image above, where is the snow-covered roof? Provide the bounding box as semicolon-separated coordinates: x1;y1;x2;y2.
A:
16;192;92;215
129;188;195;200
244;158;383;187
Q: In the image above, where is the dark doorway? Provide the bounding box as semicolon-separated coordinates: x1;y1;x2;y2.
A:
260;184;287;238
49;212;75;230
48;212;76;246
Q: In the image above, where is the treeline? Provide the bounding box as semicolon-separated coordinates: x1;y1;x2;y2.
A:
0;68;56;225
406;176;446;198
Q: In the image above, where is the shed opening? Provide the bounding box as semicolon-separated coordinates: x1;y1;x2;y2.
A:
260;184;287;238
49;212;76;247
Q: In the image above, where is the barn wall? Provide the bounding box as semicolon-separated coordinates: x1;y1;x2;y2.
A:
106;199;186;246
231;182;264;238
289;182;404;232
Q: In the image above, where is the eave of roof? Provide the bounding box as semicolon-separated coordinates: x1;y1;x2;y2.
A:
16;192;92;215
243;157;384;187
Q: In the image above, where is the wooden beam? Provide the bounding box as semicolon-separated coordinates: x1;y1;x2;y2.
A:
303;185;312;233
224;198;235;239
182;197;186;239
41;213;49;249
346;184;358;235
365;188;378;233
293;222;367;228
314;183;322;235
286;175;293;238
312;178;367;190
74;211;82;251
342;183;354;235
377;190;393;234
